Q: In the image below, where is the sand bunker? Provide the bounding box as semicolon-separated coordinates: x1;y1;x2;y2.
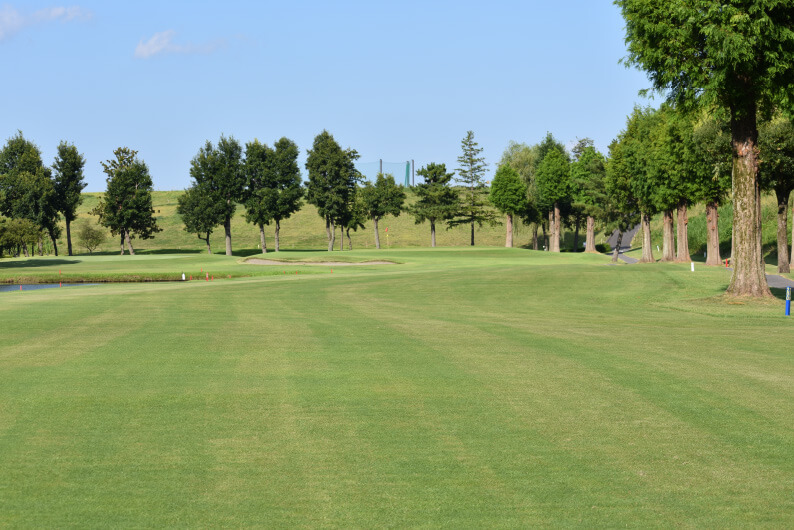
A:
246;259;396;266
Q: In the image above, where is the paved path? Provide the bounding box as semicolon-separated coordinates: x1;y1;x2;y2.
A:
607;224;640;264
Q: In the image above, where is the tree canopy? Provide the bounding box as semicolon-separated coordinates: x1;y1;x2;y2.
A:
360;173;406;249
52;141;87;256
411;162;458;247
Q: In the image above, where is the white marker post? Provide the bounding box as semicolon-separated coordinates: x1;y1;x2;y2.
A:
691;262;695;272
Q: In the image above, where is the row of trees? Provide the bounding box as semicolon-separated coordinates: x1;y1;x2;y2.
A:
0;132;86;257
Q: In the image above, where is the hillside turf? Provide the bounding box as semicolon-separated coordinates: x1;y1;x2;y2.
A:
0;248;792;526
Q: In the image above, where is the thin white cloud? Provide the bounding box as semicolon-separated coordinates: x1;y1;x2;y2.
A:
0;4;90;41
135;29;225;59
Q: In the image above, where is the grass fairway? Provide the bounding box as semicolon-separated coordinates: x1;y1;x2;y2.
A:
0;249;792;527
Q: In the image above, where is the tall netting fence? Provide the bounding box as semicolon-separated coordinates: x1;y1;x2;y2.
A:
356;160;414;186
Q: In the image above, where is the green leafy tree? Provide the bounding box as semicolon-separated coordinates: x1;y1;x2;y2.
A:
759;114;794;273
52;141;86;256
692;113;733;266
360;173;406;249
535;149;570;252
615;0;794;296
189;136;245;256
342;192;367;250
410;162;458;247
569;144;608;253
500;142;541;248
93;147;161;255
243;137;303;253
489;164;527;247
605;139;641;263
305;130;360;251
0;218;41;257
449;130;498;245
0;132;61;255
177;185;226;254
75;220;106;254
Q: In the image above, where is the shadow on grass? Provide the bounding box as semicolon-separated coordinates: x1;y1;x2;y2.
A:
770;287;790;302
0;259;80;268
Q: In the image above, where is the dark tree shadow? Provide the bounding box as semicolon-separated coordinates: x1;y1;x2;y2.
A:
0;259;81;269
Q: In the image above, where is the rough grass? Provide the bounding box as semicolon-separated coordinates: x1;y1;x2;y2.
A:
0;249;792;526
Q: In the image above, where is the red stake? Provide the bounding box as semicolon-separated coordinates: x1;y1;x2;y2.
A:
19;285;22;291
211;275;214;281
59;282;62;287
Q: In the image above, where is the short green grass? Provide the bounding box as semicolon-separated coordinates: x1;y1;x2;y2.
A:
0;249;792;526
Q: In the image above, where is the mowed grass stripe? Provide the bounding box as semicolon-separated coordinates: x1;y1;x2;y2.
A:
0;250;792;526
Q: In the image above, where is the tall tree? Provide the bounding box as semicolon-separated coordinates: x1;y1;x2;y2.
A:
360;173;406;249
449;131;498;245
692;113;733;266
93;147;161;255
569;144;608;253
605;139;641;263
489;165;527;248
0;132;61;255
616;0;794;296
500;142;541;248
759;114;794;273
410;162;458;247
52;141;86;256
305;130;360;251
177;185;225;254
189;136;244;256
244;137;304;253
535;149;570;252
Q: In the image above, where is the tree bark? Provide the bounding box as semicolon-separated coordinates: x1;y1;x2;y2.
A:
326;218;333;251
259;224;267;254
470;221;474;246
204;232;212;254
542;219;549;251
38;239;43;256
50;234;58;257
775;188;790;273
640;212;654;263
224;215;232;256
705;201;722;266
275;220;281;252
584;216;597;253
532;223;538;250
791;201;794;266
339;224;343;251
22;242;29;258
347;228;352;250
66;220;73;256
727;102;771;296
430;220;436;247
125;229;135;255
573;215;580;252
505;213;513;248
551;203;561;252
611;232;623;263
373;217;381;249
661;210;675;261
120;233;124;255
675;202;691;263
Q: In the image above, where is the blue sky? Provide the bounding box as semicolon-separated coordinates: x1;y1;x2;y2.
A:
1;1;651;191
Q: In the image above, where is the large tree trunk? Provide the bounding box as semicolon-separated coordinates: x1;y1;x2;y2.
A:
640;212;654;263
259;224;267;254
573;215;580;252
532;223;538;250
551;203;561;252
373;217;381;249
470;221;474;246
542;219;549;251
125;229;135;255
430;220;436;247
776;188;790;273
22;242;29;258
66;219;73;256
727;103;771;297
675;202;691;263
326;218;333;251
224;215;232;256
584;216;597;253
611;232;623;263
347;228;352;250
51;234;58;257
661;210;675;261
204;233;212;254
275;220;281;252
505;213;513;248
705;201;722;266
120;233;124;255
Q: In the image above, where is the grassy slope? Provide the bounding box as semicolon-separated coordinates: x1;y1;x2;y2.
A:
66;191;547;254
0;249;792;526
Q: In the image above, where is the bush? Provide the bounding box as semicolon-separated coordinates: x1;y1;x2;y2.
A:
596;243;611;253
76;221;107;254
